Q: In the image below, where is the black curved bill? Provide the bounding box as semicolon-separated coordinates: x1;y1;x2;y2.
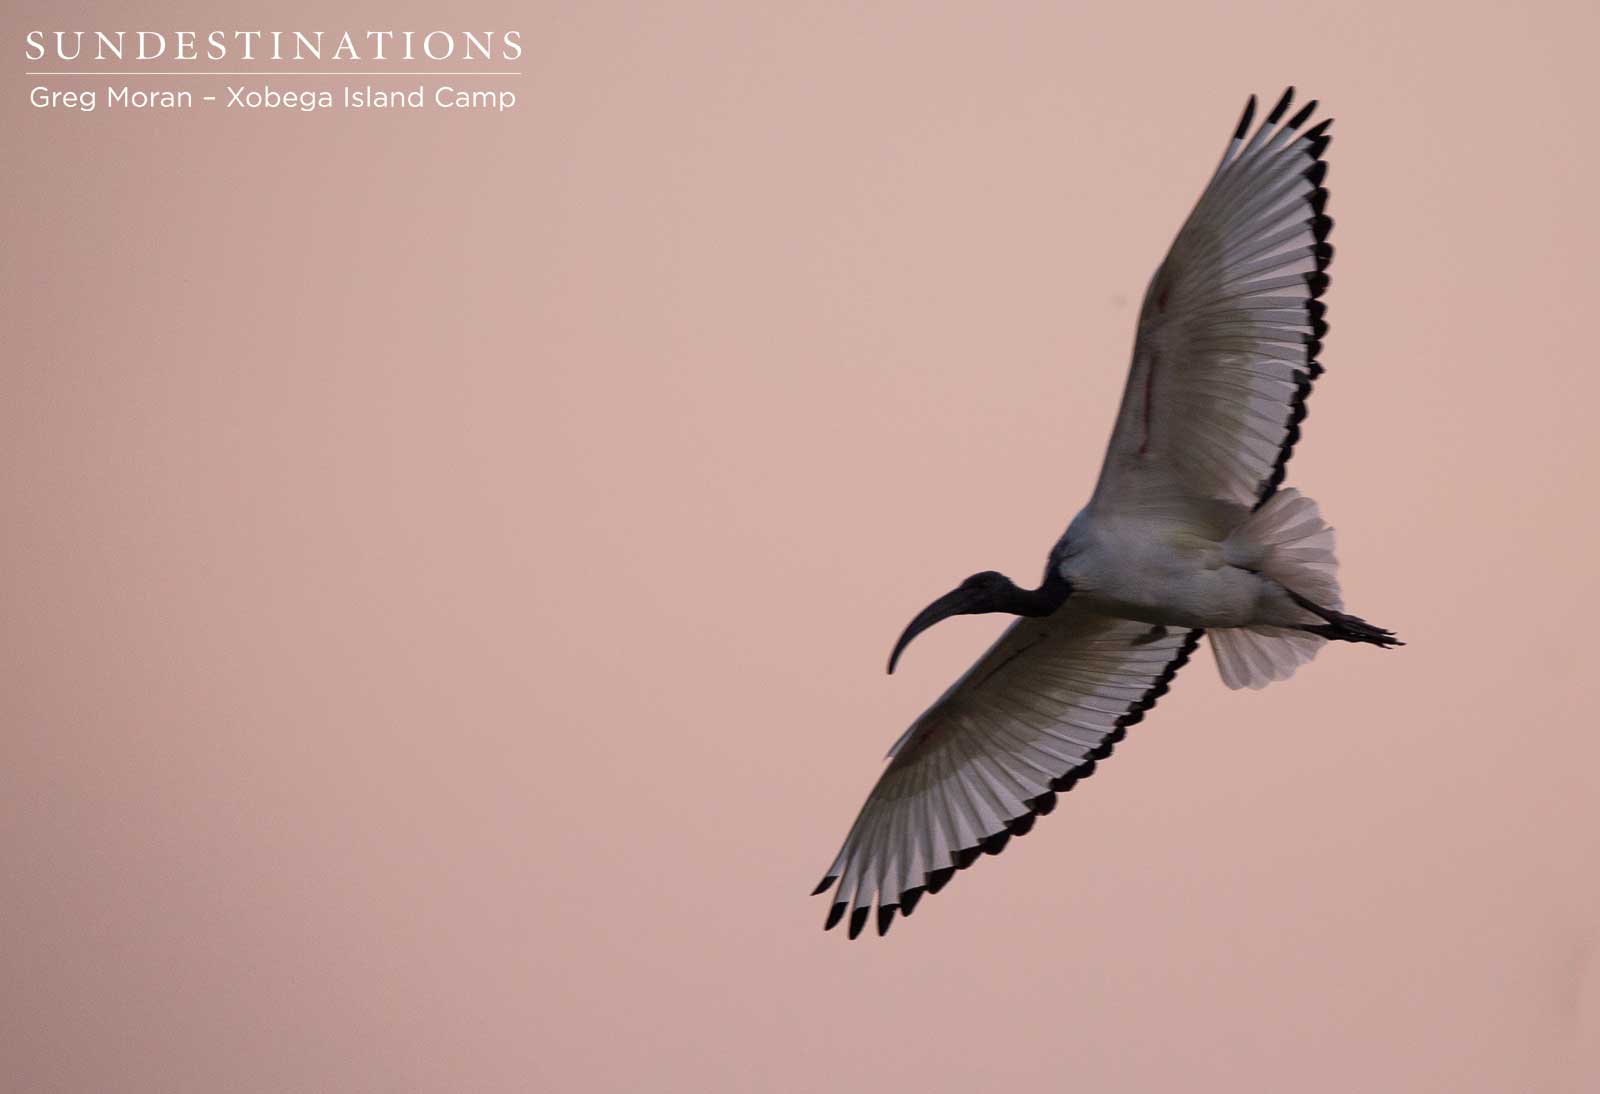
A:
886;585;994;674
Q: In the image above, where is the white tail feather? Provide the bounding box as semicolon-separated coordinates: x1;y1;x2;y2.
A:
1212;625;1325;690
1212;488;1341;690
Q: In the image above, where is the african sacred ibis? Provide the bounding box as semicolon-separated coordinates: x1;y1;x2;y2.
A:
813;89;1400;939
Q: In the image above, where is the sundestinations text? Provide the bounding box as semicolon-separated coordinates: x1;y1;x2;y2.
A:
25;29;522;63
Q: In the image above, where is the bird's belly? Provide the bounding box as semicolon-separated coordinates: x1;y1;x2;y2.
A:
1067;534;1263;629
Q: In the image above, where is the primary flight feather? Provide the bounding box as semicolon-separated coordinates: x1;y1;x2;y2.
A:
813;89;1400;939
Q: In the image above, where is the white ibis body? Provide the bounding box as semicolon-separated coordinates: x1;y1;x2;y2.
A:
815;89;1401;939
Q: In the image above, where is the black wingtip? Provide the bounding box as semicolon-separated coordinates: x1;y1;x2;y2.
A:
954;845;981;870
980;831;1010;856
824;901;847;931
900;887;924;916
811;874;836;896
1306;272;1330;298
1314;242;1334;271
1287;99;1318;129
1266;87;1294;124
1029;790;1058;816
925;867;955;894
847;907;869;940
1304;161;1327;187
1302;118;1333;144
1006;812;1036;838
1312;214;1333;241
876;905;896;937
1233;94;1257;140
1088;726;1125;762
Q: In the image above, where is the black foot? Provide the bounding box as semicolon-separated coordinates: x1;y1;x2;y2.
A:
1288;590;1403;648
1131;624;1169;647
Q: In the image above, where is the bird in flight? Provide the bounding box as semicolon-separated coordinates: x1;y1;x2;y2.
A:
813;89;1400;939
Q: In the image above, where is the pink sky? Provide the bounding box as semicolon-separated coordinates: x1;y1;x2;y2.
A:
5;1;1599;1090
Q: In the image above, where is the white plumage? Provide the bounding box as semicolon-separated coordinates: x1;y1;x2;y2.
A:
814;89;1400;939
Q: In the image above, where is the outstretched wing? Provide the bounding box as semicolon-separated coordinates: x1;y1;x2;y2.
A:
811;607;1201;938
1092;88;1332;514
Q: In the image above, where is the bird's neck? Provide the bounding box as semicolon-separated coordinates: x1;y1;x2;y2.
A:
1008;570;1071;617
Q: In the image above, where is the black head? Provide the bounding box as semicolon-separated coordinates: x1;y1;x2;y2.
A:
886;568;1070;674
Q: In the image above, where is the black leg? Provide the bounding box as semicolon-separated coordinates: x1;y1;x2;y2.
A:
1287;589;1403;647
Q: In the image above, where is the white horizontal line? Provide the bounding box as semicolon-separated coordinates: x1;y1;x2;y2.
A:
25;71;523;77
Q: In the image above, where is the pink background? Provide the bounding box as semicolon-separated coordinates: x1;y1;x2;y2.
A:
6;2;1599;1090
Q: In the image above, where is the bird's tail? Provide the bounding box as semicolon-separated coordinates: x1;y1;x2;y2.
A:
1211;488;1341;690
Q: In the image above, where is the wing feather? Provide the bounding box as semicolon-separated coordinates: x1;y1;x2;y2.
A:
812;607;1201;936
1092;88;1332;514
